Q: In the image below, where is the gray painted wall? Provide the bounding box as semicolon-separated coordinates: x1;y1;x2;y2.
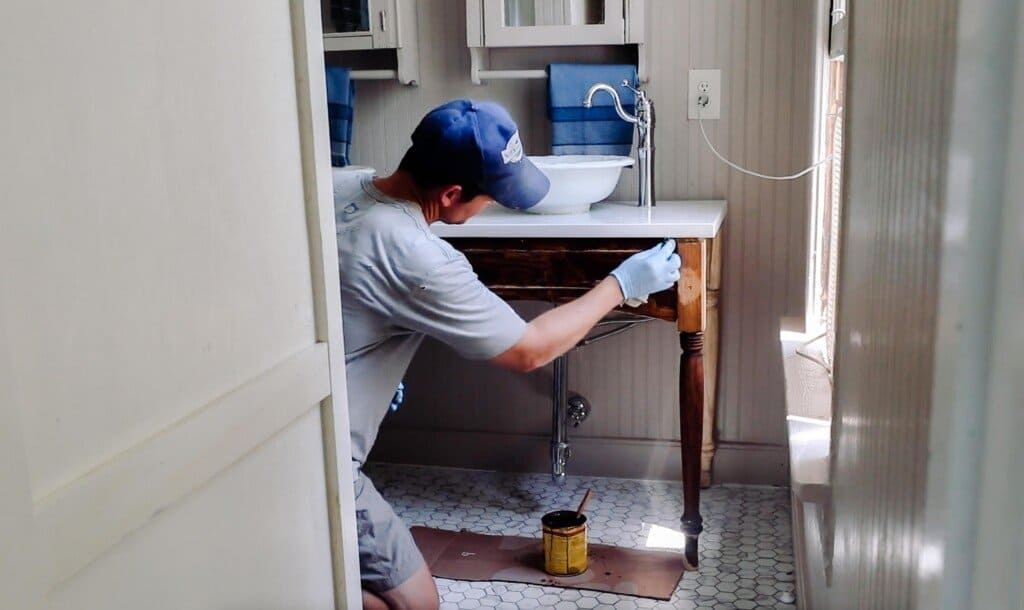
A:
341;0;818;484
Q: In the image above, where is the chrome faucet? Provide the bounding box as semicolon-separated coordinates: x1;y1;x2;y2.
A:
583;80;655;208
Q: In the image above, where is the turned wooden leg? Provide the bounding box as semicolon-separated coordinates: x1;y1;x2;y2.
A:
676;239;707;569
701;236;722;488
680;331;705;569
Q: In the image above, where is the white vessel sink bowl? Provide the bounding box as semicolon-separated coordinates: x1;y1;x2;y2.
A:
525;155;634;215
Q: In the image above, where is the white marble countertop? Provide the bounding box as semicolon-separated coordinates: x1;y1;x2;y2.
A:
430;200;727;239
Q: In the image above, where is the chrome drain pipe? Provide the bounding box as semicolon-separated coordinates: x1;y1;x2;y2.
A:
549;316;653;482
551;354;570;483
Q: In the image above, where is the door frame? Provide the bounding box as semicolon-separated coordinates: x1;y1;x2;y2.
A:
289;0;363;607
917;1;1023;609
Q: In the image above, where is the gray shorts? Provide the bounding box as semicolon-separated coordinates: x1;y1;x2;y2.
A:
354;469;426;594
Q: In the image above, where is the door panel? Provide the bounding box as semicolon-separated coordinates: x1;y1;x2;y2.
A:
35;344;331;583
11;0;316;499
0;392;45;610
48;410;335;610
0;0;358;607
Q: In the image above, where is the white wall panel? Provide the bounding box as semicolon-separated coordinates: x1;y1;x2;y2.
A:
6;0;317;499
355;0;818;482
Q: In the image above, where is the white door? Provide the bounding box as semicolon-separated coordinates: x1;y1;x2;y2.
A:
0;1;360;609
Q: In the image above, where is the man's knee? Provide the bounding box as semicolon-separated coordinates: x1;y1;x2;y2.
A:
362;589;390;610
378;563;439;610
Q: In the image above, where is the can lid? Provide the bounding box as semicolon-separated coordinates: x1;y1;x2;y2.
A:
542;510;587;529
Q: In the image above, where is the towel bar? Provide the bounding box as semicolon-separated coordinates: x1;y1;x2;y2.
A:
471;48;547;84
477;69;548;81
350;69;399;80
469;47;648;86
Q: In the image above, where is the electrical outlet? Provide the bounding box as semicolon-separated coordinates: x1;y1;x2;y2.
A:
688;69;721;120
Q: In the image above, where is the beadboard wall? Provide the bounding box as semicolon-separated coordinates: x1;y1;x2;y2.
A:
819;0;960;608
338;0;819;484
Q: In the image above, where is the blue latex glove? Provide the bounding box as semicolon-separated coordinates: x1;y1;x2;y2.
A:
389;381;405;412
609;239;682;305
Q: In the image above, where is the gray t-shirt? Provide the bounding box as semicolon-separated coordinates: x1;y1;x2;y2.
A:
335;174;527;470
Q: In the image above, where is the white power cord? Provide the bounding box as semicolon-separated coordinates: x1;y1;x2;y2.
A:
794;331;832;380
697;103;833;181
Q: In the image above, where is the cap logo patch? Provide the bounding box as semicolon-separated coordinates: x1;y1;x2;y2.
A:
501;131;523;164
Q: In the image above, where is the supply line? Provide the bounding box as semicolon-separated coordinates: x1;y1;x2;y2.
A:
574;316;655;350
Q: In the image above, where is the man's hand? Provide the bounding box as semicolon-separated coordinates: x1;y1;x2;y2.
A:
609;239;682;303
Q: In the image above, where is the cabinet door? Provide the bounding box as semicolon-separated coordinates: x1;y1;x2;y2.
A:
322;0;397;50
371;0;400;48
483;0;625;46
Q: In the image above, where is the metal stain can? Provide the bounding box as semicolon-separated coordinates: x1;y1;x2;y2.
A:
542;510;588;576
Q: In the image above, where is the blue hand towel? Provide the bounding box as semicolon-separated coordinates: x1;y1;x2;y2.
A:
548;64;637;156
325;66;355;167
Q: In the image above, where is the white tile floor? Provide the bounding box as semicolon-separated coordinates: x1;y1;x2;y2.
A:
365;463;797;610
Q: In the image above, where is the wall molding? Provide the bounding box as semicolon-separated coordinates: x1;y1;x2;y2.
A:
370;427;789;485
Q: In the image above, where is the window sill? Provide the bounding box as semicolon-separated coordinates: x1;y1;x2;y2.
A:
780;325;833;502
780;322;834;603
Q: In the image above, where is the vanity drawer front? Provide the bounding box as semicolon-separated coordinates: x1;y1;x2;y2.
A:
446;237;679;321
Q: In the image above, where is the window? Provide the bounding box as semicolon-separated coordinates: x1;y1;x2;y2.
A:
808;1;848;373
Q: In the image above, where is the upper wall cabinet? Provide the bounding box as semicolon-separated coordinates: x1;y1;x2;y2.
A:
467;0;645;48
466;0;647;83
322;0;397;51
321;0;420;85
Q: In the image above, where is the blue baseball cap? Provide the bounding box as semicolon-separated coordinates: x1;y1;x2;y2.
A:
403;99;550;210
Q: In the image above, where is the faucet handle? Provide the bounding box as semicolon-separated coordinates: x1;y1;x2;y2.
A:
620;79;644;98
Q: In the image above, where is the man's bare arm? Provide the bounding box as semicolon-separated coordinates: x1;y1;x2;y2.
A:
491;277;624;372
490;240;680;373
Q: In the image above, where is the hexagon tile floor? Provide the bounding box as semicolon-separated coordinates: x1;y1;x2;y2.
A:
364;463;797;610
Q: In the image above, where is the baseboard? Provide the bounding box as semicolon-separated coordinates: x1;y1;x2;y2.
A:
369;427;789;485
708;441;792;485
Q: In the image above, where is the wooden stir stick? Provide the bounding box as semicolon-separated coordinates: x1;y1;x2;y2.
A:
575;489;593;519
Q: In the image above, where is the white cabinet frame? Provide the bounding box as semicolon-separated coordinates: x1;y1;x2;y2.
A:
481;0;626;46
467;0;647;83
322;0;395;51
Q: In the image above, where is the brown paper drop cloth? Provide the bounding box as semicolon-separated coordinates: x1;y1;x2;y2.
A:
410;526;688;601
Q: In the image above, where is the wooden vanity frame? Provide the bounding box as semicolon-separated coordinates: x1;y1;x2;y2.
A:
447;235;721;569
